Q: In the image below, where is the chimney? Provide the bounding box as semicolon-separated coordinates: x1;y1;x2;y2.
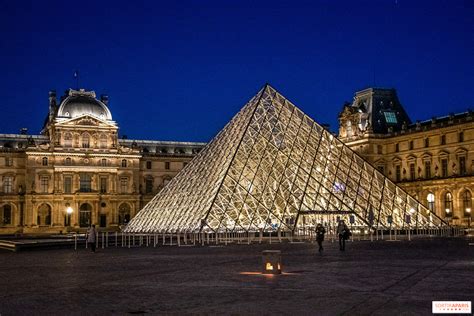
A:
101;94;109;105
49;90;57;121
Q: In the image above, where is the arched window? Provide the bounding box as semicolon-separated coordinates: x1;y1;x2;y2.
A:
118;203;131;225
79;203;92;227
42;157;48;166
65;157;72;166
1;204;12;225
82;133;90;148
462;190;472;217
427;193;435;213
444;192;453;217
37;204;51;226
101;159;107;167
64;133;73;147
121;159;127;168
99;134;107;149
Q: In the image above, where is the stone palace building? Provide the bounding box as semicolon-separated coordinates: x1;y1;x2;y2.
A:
0;86;472;234
339;88;473;227
0;89;205;234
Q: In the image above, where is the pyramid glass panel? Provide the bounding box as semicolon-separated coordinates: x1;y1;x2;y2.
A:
125;85;447;233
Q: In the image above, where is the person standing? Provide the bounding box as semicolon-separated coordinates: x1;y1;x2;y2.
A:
87;224;97;253
315;223;326;253
337;220;348;251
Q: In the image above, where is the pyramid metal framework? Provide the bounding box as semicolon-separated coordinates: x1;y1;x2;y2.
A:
125;85;446;233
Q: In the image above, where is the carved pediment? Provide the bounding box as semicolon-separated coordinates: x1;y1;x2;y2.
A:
56;114;116;128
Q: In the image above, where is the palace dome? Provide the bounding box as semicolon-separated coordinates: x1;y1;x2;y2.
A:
57;89;112;121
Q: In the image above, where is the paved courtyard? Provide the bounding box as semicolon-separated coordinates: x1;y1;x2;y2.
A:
0;237;472;315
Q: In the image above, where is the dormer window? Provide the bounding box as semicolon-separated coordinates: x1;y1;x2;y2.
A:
65;112;70;117
384;111;398;124
42;157;48;166
121;159;127;168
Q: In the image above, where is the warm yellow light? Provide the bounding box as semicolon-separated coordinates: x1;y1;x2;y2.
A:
467;208;471;213
66;206;73;214
277;263;281;270
266;263;273;270
445;208;450;213
409;208;415;214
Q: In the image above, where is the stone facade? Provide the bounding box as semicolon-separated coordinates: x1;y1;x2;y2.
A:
0;89;205;234
339;88;473;227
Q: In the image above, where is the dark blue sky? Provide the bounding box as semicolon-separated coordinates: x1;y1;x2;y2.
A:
1;0;473;142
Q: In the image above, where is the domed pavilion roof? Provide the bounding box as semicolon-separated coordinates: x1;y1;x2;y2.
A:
57;89;112;121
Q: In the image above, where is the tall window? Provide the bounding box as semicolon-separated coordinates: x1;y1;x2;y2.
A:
441;159;448;177
100;177;107;193
42;157;48;166
65;157;72;166
64;176;72;194
2;204;12;225
427;193;435;213
463;191;472;217
121;159;127;168
99;134;107;149
459;131;464;142
5;157;13;166
80;174;91;192
101;159;107;167
40;176;49;193
409;163;415;180
409;141;414;150
459;156;466;175
424;161;431;179
64;133;72;147
145;178;153;194
377;145;382;154
146;161;152;169
444;192;453;217
395;165;401;182
79;203;92;227
441;135;446;145
120;178;128;193
3;176;13;193
395;143;399;153
82;133;90;148
424;138;429;148
165;162;170;170
37;204;51;226
118;203;131;225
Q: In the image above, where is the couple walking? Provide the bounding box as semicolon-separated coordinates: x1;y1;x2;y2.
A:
315;220;351;253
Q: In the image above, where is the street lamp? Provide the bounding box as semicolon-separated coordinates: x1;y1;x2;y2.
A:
66;203;73;227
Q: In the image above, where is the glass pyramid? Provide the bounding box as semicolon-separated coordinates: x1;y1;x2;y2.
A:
125;85;446;233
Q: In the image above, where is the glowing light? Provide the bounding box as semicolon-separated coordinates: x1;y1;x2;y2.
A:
66;206;73;214
409;208;415;214
266;263;274;270
445;208;450;213
466;208;471;213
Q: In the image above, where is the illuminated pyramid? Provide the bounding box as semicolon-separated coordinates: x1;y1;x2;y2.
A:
125;85;446;233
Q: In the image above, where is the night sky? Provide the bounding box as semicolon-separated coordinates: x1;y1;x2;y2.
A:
1;0;473;142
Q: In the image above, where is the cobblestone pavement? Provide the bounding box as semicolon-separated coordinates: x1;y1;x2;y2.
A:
0;237;472;315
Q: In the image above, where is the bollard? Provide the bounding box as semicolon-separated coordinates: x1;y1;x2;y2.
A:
106;232;109;247
74;233;77;251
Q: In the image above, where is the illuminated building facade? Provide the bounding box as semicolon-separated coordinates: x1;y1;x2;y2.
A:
339;88;473;227
0;89;205;234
